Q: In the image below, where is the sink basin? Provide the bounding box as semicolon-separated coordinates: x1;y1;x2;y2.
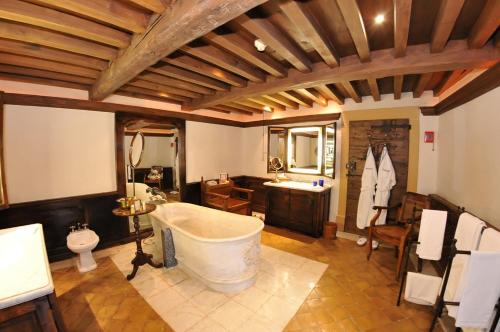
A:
263;181;331;192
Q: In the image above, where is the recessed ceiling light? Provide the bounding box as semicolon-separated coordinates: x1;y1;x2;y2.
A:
254;39;267;52
263;106;272;112
375;14;385;24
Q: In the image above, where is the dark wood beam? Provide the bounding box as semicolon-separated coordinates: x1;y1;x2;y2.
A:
468;0;500;49
422;62;500;115
394;0;412;57
367;78;380;101
0;20;116;60
185;40;499;110
128;0;166;13
263;94;299;109
413;72;433;98
296;88;328;106
279;0;339;66
138;72;214;95
430;0;465;53
149;63;229;91
0;0;130;48
340;81;361;103
433;69;470;96
0;64;94;85
163;55;247;87
315;84;344;105
394;75;403;99
225;102;263;113
234;99;268;111
0;73;89;91
90;0;266;100
336;0;370;62
119;86;187;104
241;112;341;127
128;79;197;99
278;91;313;107
204;32;287;77
28;0;149;33
247;96;286;111
236;14;312;72
210;105;253;116
181;43;266;82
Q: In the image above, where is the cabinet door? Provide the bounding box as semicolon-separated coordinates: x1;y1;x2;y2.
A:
289;190;316;235
265;188;289;227
247;179;267;213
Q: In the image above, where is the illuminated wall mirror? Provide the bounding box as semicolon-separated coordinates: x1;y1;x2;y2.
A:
287;127;323;175
323;123;337;178
267;127;287;173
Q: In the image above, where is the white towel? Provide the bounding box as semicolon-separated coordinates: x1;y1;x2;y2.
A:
404;272;442;306
445;213;486;317
416;209;448;260
456;251;500;329
478;228;500;252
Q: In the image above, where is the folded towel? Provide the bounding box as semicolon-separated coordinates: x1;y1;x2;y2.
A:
456;251;500;329
445;213;486;317
455;213;486;251
478;228;500;252
404;272;442;306
416;209;448;260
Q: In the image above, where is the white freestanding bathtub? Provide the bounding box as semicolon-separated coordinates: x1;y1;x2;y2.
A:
150;203;264;293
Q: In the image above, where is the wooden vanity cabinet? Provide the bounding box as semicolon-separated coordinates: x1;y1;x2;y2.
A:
265;187;331;237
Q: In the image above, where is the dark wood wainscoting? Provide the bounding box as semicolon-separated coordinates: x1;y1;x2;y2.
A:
0;192;130;262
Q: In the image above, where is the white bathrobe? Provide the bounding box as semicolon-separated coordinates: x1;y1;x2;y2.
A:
356;147;378;229
372;146;396;225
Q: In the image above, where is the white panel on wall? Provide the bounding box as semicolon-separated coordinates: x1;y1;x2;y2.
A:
4;106;116;203
185;121;244;183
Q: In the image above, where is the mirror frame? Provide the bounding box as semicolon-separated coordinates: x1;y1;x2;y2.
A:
323;122;337;179
267;127;288;173
287;126;323;175
0;101;8;209
128;131;145;168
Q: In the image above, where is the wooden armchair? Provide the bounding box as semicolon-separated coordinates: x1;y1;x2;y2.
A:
367;192;431;279
200;177;254;215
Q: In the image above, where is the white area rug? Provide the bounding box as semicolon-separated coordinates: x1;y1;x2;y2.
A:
111;242;327;332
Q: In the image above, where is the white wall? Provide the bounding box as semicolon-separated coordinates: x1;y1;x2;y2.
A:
185;121;244;183
436;87;500;228
125;135;175;168
4;106;116;203
417;115;439;194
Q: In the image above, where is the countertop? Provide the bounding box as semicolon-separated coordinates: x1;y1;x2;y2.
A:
263;181;332;192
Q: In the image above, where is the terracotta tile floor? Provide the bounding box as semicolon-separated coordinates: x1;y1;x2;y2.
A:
52;226;442;331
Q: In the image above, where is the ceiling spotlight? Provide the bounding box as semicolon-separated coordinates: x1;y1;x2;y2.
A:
374;14;385;24
254;39;267;52
263;106;272;112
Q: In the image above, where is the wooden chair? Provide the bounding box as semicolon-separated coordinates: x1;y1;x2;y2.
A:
367;192;431;279
201;177;254;215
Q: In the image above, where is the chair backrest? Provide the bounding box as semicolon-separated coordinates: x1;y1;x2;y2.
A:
200;177;235;204
397;192;431;224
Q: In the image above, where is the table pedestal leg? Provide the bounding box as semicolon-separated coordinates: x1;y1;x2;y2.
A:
126;214;163;280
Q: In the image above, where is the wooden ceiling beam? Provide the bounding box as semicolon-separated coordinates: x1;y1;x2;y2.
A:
164;55;247;87
339;81;361;103
394;75;403;99
149;63;229;91
210;105;253;116
278;91;313;107
127;0;166;13
90;0;265;100
394;0;412;57
279;0;339;66
262;94;299;109
121;85;188;103
185;40;499;110
0;52;100;78
336;0;370;62
431;0;465;53
0;20;116;60
413;72;433;98
433;69;471;96
236;14;312;72
296;88;328;106
207;107;231;114
366;78;380;101
204;32;287;77
129;79;200;99
0;72;89;90
180;43;266;82
468;0;500;49
26;0;149;33
138;71;214;95
116;89;181;105
0;39;108;71
0;0;130;48
315;84;344;105
0;64;94;85
225;102;263;113
234;99;269;111
248;96;286;111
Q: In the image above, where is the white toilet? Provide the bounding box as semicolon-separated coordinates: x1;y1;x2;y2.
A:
67;228;99;273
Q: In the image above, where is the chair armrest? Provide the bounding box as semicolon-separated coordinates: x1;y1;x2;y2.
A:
231;187;254;201
205;192;229;200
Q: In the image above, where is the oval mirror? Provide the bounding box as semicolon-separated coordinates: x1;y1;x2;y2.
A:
129;131;145;168
270;157;283;171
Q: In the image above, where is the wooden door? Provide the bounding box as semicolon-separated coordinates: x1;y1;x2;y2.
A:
344;119;410;234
